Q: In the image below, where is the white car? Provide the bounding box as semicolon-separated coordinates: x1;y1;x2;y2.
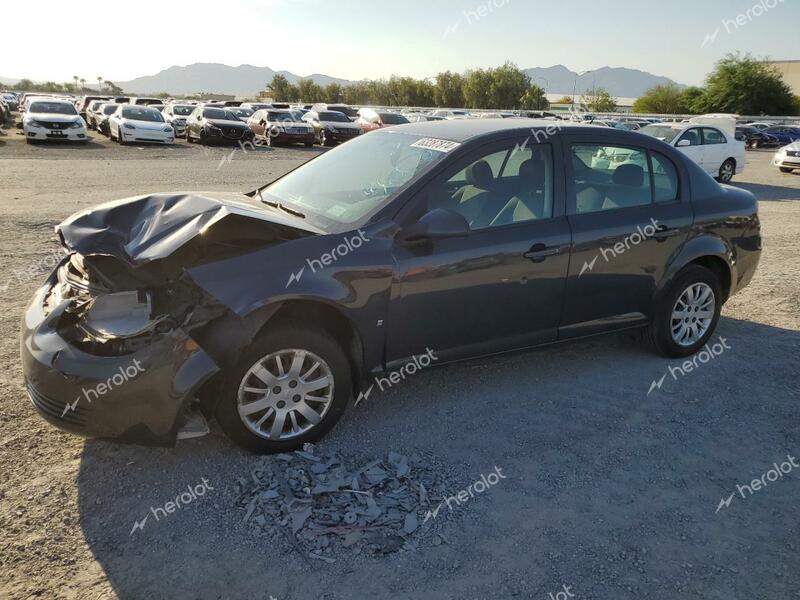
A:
772;142;800;173
639;121;745;183
109;105;175;145
23;99;87;143
162;103;195;137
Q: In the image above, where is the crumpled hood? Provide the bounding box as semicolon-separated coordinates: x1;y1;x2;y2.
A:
56;191;323;267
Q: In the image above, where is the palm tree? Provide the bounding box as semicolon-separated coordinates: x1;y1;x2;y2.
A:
97;76;104;92
79;78;86;91
72;75;79;92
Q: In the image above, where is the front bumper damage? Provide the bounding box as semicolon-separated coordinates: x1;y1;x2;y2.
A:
20;192;319;446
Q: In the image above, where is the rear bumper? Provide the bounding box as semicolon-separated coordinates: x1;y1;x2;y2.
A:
20;273;219;446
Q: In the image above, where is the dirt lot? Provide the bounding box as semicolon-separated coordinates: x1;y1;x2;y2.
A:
1;122;799;600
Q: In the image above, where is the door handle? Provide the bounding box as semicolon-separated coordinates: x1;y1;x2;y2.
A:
653;225;681;240
524;243;560;262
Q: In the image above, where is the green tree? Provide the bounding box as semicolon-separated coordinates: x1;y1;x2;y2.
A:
296;78;323;103
581;87;616;112
555;95;574;104
16;78;34;90
488;62;530;109
520;84;549;110
463;68;493;109
679;87;705;114
434;71;465;108
268;74;294;101
693;53;798;115
104;81;123;95
324;83;343;103
632;83;689;114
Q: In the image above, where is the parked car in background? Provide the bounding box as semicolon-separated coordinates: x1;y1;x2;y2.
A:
129;97;164;106
2;92;19;110
76;95;112;119
735;126;779;149
747;122;777;130
162;103;194;137
23;99;87;143
0;98;9;125
185;106;255;145
240;102;273;111
85;100;107;129
479;112;516;119
402;112;431;123
20;120;761;453
761;125;800;146
356;108;410;133
639;122;745;183
311;103;358;121
430;109;470;119
229;107;254;122
302;110;362;146
108;104;174;145
772;142;800;173
247;109;316;147
95;103;122;136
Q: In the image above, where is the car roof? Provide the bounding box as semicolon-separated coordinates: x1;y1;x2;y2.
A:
391;118;602;142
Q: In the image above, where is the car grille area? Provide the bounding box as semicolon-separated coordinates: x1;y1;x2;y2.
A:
27;383;87;427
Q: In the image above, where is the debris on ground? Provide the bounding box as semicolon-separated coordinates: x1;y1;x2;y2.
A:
235;444;444;561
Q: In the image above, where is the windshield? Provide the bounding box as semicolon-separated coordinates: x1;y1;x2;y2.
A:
172;105;193;116
231;108;254;118
203;108;239;121
268;111;298;122
640;125;681;143
261;131;452;230
379;113;409;125
121;107;164;122
326;105;357;118
29;102;77;115
319;111;350;122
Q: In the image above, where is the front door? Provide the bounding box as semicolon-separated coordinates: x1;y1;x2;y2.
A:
387;136;572;364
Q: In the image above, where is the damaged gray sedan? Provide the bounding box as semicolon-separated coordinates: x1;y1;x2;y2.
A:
21;120;761;453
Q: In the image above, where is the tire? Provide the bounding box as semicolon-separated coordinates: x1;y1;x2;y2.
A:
779;167;794;173
717;158;735;183
319;131;328;147
215;323;352;454
199;130;208;146
304;142;313;148
646;265;723;358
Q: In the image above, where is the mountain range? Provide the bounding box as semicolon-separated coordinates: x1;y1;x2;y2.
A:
2;63;685;98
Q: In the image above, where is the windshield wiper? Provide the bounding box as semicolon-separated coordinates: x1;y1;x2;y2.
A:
258;194;306;219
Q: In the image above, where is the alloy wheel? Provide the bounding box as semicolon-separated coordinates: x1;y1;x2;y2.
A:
670;283;715;347
719;160;734;183
236;349;334;441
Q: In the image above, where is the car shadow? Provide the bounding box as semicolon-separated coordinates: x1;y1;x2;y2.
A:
733;180;800;201
75;316;800;599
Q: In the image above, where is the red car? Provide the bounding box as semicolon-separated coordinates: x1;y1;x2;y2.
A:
356;108;409;133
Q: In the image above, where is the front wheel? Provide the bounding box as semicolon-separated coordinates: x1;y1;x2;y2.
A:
779;167;794;173
646;265;722;358
215;324;352;454
717;158;735;183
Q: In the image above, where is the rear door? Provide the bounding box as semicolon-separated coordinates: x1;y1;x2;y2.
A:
559;134;694;338
700;127;728;173
387;135;572;364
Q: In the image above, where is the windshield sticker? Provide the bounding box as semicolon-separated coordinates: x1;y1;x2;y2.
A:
410;138;461;153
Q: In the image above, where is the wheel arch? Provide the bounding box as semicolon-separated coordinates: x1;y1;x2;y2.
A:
658;235;734;304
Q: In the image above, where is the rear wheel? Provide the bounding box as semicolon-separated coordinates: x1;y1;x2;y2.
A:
646;265;722;358
717;158;735;183
215;324;352;454
199;130;208;146
319;131;329;147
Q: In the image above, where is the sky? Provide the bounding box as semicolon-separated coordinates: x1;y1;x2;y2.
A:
4;0;798;87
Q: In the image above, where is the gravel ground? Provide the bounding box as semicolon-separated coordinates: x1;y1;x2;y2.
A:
1;121;799;600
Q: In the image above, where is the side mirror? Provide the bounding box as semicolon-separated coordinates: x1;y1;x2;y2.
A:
676;139;691;147
396;209;470;244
